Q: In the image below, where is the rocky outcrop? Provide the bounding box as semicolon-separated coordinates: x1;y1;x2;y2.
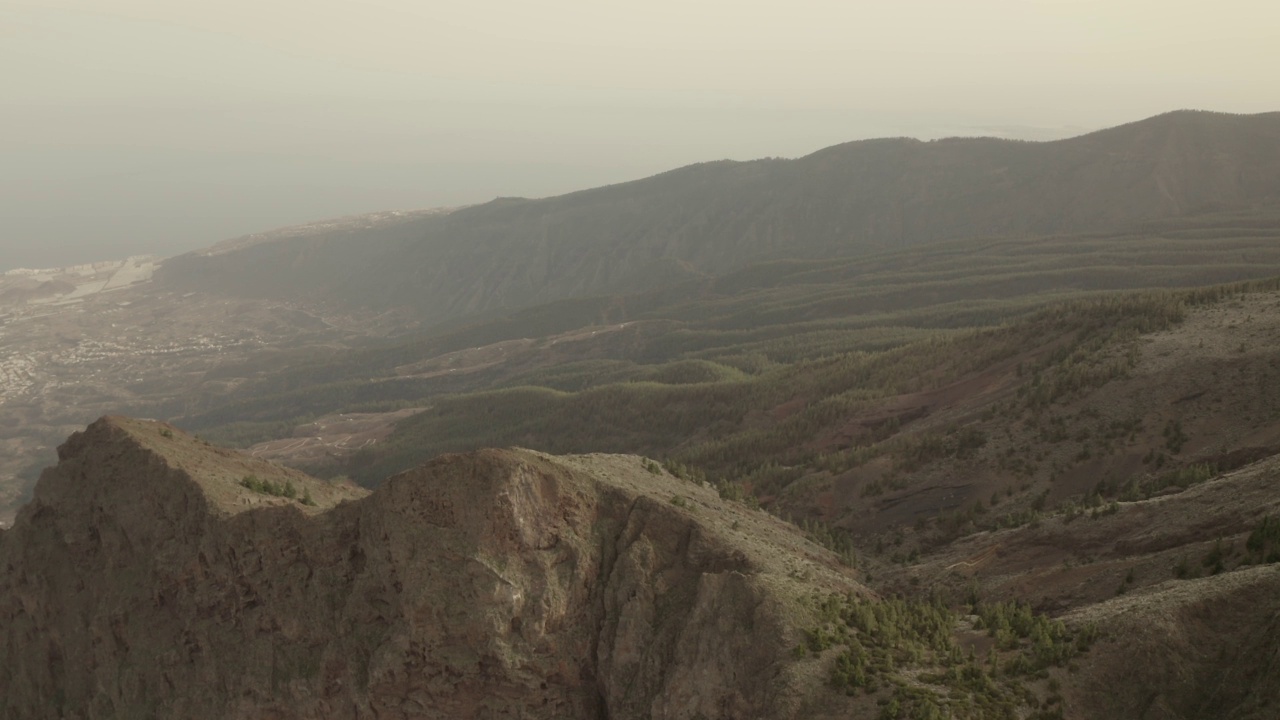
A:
0;417;859;719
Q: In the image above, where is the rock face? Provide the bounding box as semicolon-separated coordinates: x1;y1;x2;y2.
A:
0;417;858;719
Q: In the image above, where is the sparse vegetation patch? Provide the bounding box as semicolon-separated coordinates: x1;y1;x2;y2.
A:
239;474;315;506
802;592;1097;719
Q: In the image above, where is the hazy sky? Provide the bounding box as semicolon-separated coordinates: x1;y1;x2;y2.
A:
3;0;1278;271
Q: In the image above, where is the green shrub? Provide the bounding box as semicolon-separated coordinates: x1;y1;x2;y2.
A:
239;474;311;505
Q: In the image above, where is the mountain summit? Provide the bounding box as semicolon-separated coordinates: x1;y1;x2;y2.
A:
0;417;862;719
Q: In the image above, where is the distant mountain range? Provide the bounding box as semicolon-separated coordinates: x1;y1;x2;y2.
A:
158;110;1280;328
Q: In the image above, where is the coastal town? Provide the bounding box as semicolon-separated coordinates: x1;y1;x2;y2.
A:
0;255;371;523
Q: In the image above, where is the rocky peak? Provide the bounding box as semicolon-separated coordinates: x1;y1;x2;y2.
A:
0;418;861;719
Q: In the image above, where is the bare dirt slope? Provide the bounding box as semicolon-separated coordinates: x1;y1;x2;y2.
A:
786;289;1280;539
1059;563;1280;720
836;290;1280;719
245;409;427;466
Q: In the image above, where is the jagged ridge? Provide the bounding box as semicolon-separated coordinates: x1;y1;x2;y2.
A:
0;417;861;720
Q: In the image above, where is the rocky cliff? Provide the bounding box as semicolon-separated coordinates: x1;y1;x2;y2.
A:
0;417;860;719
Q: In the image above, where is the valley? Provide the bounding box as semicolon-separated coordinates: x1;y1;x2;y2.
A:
5;287;1280;716
0;260;406;521
4;111;1280;717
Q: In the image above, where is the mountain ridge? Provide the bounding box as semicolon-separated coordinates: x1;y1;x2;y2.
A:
155;110;1280;331
0;416;865;719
